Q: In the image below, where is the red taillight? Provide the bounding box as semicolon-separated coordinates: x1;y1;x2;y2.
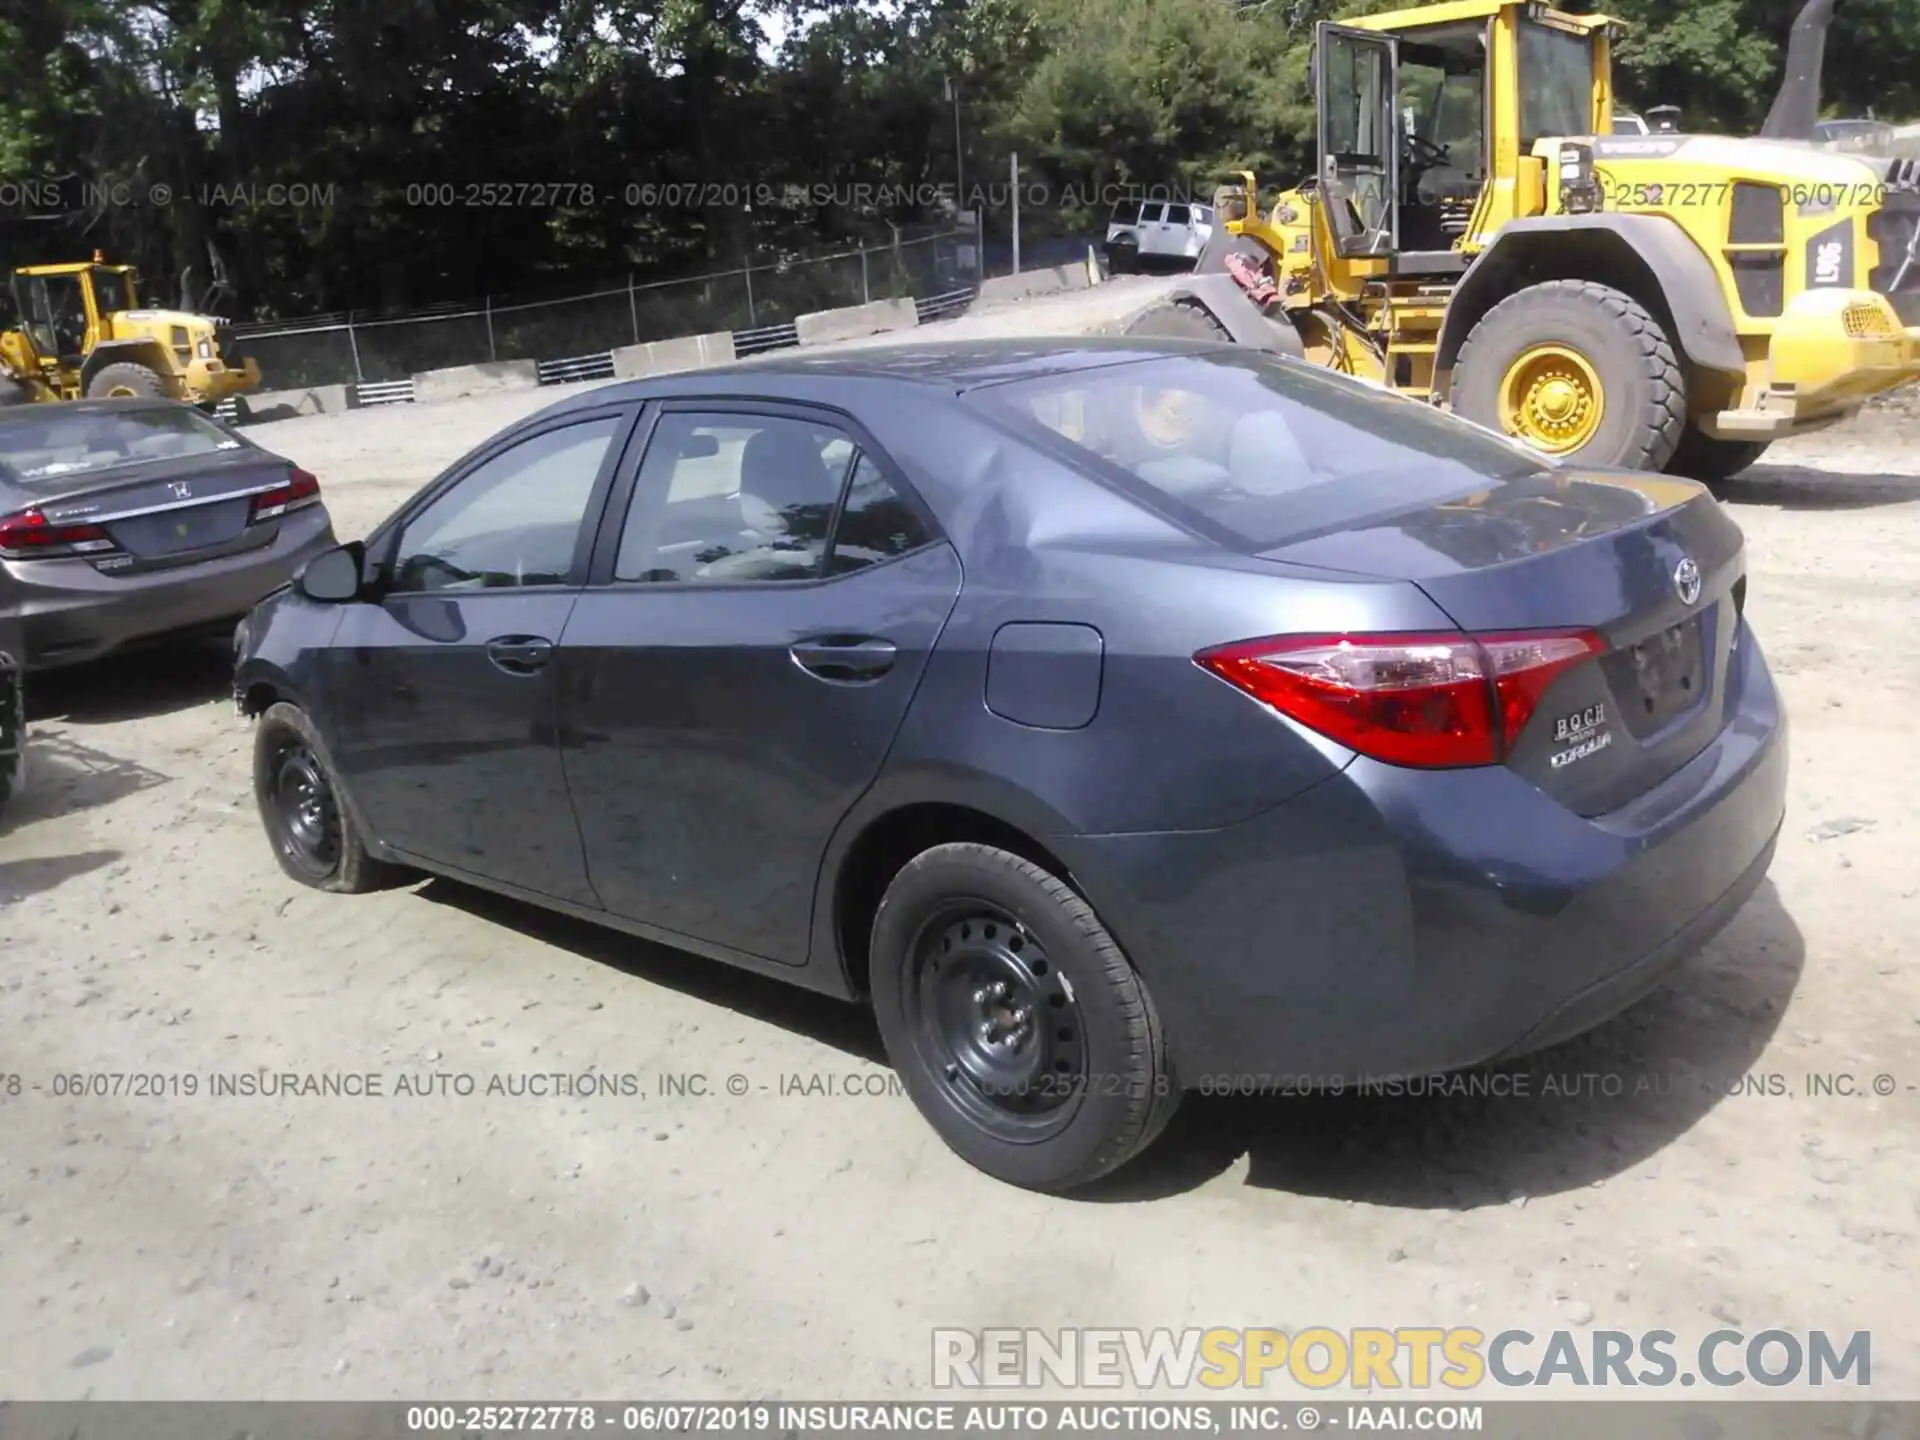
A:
0;507;116;559
251;466;322;522
1196;629;1605;769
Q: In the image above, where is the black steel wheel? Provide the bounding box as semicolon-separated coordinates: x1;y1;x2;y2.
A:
265;734;342;880
251;701;406;893
870;842;1180;1192
905;901;1088;1142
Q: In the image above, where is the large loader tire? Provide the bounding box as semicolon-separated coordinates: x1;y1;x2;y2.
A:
1125;298;1235;343
86;362;168;399
0;380;32;408
1454;280;1686;472
1667;428;1770;486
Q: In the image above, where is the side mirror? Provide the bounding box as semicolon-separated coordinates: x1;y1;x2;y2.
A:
296;542;366;604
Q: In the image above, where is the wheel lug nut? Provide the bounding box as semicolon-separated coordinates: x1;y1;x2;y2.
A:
978;1022;996;1042
972;987;990;1004
992;981;1010;999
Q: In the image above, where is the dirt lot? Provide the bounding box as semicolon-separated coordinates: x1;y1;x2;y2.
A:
2;277;1917;1401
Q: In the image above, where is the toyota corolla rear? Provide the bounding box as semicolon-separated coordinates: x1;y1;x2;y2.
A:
973;349;1787;1083
0;400;336;669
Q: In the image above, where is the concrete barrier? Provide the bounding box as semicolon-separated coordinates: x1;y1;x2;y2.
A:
610;331;737;380
794;297;918;347
236;384;355;424
978;262;1096;304
411;360;540;405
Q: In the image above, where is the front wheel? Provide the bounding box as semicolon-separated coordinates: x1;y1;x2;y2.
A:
1453;279;1686;471
869;843;1181;1192
252;701;406;893
85;361;168;399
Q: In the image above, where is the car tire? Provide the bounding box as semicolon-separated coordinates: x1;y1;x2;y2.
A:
1667;428;1770;486
1454;279;1686;472
253;701;406;894
1107;238;1138;275
869;842;1181;1193
86;362;168;399
0;658;20;816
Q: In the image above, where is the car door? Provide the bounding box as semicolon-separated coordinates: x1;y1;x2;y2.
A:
1136;201;1169;258
323;406;636;904
556;403;962;966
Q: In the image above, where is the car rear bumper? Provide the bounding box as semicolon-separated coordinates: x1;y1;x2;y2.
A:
1052;622;1789;1085
3;505;335;669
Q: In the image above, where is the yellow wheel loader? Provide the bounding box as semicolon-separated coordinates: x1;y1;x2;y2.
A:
1130;0;1920;480
0;257;261;410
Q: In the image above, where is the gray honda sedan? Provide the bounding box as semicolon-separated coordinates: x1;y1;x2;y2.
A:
0;398;336;669
234;339;1787;1193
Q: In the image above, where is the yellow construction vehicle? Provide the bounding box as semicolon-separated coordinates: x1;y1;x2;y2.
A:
1;256;261;409
1130;0;1920;479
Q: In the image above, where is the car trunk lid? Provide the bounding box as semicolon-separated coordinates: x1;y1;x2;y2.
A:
28;452;294;570
1257;469;1746;816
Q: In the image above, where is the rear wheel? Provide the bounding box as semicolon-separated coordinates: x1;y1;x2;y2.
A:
85;362;168;399
1454;280;1686;471
1107;237;1138;275
869;842;1180;1193
253;701;406;893
1667;428;1770;485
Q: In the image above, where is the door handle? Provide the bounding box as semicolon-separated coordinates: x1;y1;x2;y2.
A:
790;636;897;683
486;635;554;676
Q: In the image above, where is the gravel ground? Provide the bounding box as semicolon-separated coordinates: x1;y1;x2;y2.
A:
1;279;1916;1402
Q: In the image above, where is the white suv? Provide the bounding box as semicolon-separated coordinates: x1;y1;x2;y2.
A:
1105;199;1215;274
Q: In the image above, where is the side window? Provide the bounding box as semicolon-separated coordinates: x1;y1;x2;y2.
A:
1165;203;1191;227
615;412;853;584
390;416;620;593
828;455;936;576
1140;202;1165;224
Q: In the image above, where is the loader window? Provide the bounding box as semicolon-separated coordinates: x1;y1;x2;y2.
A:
1519;22;1596;144
90;268;132;315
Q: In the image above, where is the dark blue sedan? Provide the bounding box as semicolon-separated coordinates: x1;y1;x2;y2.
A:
233;339;1788;1192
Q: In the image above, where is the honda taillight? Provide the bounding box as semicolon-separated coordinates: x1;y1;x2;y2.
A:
1196;629;1605;769
251;466;322;522
0;507;117;559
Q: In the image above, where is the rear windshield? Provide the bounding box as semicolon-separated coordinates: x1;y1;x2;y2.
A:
0;405;244;484
974;350;1550;550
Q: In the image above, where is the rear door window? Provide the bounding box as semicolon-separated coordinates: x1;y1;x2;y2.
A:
974;351;1550;550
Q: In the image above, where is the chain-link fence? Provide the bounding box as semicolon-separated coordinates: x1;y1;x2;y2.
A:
233;226;980;391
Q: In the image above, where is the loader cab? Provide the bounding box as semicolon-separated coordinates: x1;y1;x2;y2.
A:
9;263;131;366
1314;0;1619;271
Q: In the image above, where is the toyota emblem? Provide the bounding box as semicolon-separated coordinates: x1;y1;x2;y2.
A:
1673;557;1703;606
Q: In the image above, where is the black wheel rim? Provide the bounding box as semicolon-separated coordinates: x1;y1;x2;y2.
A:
904;900;1087;1142
267;735;341;879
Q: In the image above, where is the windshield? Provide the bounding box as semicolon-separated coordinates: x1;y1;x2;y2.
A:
90;268;134;315
0;405;245;484
974;351;1550;551
1519;22;1595;143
